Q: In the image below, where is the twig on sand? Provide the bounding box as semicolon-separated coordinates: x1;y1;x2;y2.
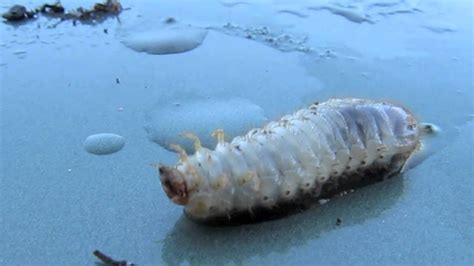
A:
93;250;136;266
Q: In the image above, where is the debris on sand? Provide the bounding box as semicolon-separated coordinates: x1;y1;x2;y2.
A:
93;250;135;266
93;0;122;13
1;5;35;21
2;0;124;25
39;2;65;15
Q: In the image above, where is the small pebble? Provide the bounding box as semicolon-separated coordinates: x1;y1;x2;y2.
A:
164;17;176;24
83;133;125;155
420;123;440;135
318;199;330;205
339;191;348;196
336;218;342;226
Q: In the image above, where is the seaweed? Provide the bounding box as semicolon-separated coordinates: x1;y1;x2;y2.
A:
2;0;125;26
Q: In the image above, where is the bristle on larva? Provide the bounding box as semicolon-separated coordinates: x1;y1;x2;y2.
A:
158;98;422;224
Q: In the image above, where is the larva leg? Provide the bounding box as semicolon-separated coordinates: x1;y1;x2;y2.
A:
211;129;225;144
169;144;188;161
181;132;202;151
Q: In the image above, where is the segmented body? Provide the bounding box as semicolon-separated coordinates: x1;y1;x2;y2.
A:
159;98;421;223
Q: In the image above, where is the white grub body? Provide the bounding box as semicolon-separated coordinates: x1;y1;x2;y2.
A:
159;98;421;223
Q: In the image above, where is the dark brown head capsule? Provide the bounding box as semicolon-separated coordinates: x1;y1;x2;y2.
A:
159;166;189;205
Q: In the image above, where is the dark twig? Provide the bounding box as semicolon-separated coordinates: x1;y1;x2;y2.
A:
93;250;136;266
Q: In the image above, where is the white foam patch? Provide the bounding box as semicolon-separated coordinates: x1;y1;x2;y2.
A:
144;98;268;153
122;26;208;55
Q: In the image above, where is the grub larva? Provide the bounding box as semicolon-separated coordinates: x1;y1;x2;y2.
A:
158;98;423;224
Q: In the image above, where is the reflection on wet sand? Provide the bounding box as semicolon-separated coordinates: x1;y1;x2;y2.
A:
161;175;405;265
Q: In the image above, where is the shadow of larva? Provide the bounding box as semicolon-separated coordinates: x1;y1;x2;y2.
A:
161;175;405;265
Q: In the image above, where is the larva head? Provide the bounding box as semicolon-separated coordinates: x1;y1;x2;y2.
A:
159;165;189;205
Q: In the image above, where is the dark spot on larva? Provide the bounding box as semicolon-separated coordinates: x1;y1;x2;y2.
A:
336;217;342;226
361;160;366;165
198;163;202;167
310;111;317;115
263;196;269;201
348;156;352;160
235;145;241;151
252;129;258;135
333;171;338;175
346;166;350;170
407;124;416;130
285;190;290;196
379;155;384;159
305;183;310;187
159;167;164;174
377;148;381;152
